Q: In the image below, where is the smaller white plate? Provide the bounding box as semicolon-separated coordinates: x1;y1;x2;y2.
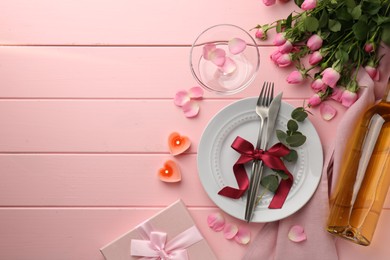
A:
197;97;323;222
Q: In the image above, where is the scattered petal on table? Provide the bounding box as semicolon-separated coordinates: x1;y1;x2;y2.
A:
207;212;225;232
320;103;337;121
168;132;191;156
220;57;237;75
188;86;204;99
209;48;226;67
234;227;250;245
223;223;238;239
158;160;181;183
174;90;190;107
288;225;307;242
228;37;246;54
182;100;200;118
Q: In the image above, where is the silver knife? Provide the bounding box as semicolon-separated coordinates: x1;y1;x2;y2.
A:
246;92;283;222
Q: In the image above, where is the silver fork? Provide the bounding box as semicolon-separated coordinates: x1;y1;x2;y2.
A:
244;82;274;222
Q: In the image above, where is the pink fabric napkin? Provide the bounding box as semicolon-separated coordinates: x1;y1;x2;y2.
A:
244;43;390;260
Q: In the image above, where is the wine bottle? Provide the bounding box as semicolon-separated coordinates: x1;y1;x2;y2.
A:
327;81;390;246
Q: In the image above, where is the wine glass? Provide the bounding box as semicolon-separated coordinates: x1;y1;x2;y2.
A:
190;24;260;95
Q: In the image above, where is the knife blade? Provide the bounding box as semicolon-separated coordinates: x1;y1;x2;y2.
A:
246;92;283;221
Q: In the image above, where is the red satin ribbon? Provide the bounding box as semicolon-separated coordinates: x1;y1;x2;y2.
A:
217;136;294;209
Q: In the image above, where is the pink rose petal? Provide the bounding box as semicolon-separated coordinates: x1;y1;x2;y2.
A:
234;227;250;245
219;57;237;75
188;86;204;99
228;37;247;55
207;212;225;232
203;43;216;60
182;100;200;118
209;48;226;66
288;225;307;243
174;90;190;107
320;103;337;121
223;223;239;240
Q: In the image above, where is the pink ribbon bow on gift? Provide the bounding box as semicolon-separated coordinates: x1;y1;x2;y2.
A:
130;225;203;260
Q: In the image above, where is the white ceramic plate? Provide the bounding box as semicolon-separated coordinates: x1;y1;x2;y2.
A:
197;97;323;222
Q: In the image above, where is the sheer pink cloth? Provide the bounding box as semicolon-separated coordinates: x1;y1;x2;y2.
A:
244;43;390;260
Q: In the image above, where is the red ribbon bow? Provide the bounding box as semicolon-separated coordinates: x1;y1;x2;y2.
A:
218;136;294;209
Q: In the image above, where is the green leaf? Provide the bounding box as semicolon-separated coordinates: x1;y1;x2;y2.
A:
287;119;299;132
328;19;341;32
336;7;352;21
362;0;382;15
286;135;307;147
276;21;282;33
276;130;288;146
291;108;308;122
335;49;349;64
375;16;390;26
261;175;279;193
304;16;319;32
286;13;293;29
382;23;390;47
350;5;362;20
319;9;329;28
273;170;290;180
345;0;356;8
283;149;298;162
352;21;369;40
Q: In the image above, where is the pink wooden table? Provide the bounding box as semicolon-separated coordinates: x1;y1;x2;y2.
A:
1;0;389;259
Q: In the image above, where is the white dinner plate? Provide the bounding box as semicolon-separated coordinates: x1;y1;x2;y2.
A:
197;97;323;222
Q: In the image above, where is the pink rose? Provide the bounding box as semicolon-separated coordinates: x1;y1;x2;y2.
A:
364;65;380;81
301;0;317;10
286;70;304;84
308;93;322;107
270;50;283;63
273;33;287;46
341;90;358;107
276;53;292;67
364;42;375;53
263;0;276;6
331;87;344;102
255;28;266;40
307;34;323;51
309;51;323;65
311;78;327;92
321;67;340;88
278;40;293;54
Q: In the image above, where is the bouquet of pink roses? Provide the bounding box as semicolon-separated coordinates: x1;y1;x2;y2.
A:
255;0;390;108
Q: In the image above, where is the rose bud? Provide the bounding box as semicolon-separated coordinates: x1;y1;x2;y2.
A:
309;51;323;65
321;67;340;88
364;42;375;53
255;28;267;40
308;93;322;107
364;65;380;81
307;34;323;51
311;78;327;92
286;70;305;84
263;0;276;6
341;90;358;107
278;40;293;54
273;33;287;46
301;0;317;10
276;53;293;67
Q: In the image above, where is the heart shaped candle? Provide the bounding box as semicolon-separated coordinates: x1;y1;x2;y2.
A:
158;160;181;183
168;132;191;156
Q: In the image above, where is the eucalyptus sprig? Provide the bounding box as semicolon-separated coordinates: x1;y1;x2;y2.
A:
259;106;309;197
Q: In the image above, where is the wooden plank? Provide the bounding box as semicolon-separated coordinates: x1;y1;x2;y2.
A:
0;46;316;99
1;153;389;208
0;154;213;206
0;207;263;260
0;0;297;45
0;99;343;153
0;207;389;260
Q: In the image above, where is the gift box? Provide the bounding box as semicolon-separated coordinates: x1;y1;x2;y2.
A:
100;199;217;260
